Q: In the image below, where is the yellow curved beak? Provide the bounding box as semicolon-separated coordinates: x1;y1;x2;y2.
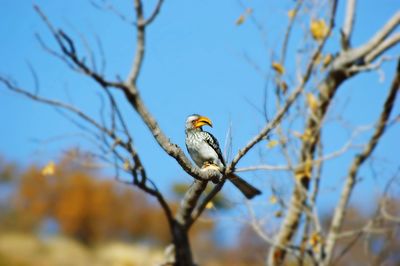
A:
194;116;212;128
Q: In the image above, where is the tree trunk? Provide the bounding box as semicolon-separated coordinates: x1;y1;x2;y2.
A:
171;221;194;266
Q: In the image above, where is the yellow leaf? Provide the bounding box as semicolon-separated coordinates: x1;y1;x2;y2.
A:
303;128;314;142
236;14;245;25
42;161;56;176
293;128;314;143
274;210;283;218
269;195;278;204
272;62;285;75
295;158;312;181
288;9;296;19
267;140;279;149
123;159;131;171
306;93;319;113
323;54;333;68
206;201;214;209
310;19;328;41
304;158;312;178
309;232;322;252
236;8;252;26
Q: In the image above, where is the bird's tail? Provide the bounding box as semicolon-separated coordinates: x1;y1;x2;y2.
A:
227;173;261;199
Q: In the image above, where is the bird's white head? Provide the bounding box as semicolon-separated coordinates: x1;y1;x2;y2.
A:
185;114;213;131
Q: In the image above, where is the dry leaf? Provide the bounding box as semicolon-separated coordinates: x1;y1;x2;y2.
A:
293;129;314;143
310;19;328;41
303;158;313;179
288;9;296;19
306;93;319;113
303;129;314;142
295;169;304;181
42;161;56;176
272;62;285;75
236;14;245;25
267;140;279;149
279;81;288;94
269;195;278;204
323;54;333;68
236;8;252;26
309;232;322;251
295;158;312;181
206;201;214;209
123;159;131;171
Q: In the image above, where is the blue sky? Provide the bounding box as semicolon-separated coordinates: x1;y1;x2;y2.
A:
1;0;399;245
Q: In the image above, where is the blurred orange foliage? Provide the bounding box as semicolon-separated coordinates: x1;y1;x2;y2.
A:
10;151;212;245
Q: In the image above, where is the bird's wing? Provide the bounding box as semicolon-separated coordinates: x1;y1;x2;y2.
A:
202;131;226;166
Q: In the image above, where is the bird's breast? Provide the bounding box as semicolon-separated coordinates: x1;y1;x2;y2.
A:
186;138;223;169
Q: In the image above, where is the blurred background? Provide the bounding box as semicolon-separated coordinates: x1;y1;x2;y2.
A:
0;151;270;265
1;152;399;265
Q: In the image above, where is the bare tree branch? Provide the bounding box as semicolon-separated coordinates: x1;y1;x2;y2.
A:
380;174;400;223
281;0;304;65
227;0;341;178
175;180;208;226
144;0;164;26
381;199;400;223
0;66;174;233
34;5;125;90
335;11;400;68
341;0;356;49
267;1;340;262
127;0;145;86
3;1;398;265
364;33;400;64
323;58;400;265
90;0;135;26
189;180;226;227
0;77;111;136
35;3;219;186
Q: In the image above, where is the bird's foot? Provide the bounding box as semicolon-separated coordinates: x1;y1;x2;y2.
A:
201;162;221;183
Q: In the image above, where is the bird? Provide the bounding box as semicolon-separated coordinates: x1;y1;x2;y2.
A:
185;114;261;199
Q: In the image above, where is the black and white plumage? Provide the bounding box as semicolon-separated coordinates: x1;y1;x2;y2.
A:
185;114;261;199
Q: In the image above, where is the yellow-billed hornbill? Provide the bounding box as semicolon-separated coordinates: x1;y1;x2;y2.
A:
185;114;261;199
